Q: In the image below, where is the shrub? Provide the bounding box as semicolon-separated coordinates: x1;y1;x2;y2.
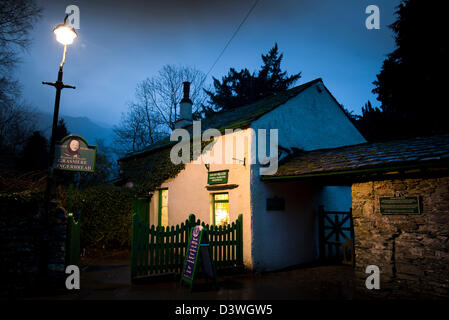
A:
72;185;137;249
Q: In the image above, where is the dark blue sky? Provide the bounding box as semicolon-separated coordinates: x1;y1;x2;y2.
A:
18;0;400;127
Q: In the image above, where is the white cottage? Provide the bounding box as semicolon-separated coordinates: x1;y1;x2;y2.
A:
119;78;366;272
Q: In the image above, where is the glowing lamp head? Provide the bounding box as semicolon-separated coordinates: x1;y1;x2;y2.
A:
53;24;77;45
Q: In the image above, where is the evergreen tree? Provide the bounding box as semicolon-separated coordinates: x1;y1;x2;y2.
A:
205;44;301;112
54;118;69;142
355;101;386;142
370;0;447;139
80;139;117;187
18;131;48;171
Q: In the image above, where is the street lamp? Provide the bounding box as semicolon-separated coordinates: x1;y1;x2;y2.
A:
43;15;77;194
54;23;77;45
40;16;77;277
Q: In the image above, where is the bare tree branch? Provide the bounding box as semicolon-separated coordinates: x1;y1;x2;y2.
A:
0;1;41;157
113;65;209;155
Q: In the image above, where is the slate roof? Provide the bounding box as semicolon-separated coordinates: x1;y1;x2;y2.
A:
120;78;325;161
265;134;449;179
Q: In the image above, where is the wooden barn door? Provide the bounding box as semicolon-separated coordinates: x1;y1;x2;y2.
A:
318;206;355;266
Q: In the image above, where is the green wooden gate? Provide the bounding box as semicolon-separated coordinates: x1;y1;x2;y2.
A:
318;205;355;267
131;209;243;280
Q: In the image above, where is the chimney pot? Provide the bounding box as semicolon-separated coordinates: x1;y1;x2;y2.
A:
181;81;192;104
175;81;193;129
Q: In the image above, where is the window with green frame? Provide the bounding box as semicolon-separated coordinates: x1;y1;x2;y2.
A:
212;193;229;226
158;188;168;227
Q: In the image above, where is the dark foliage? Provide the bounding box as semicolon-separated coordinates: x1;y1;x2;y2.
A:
18;131;48;171
0;1;42;158
362;0;448;141
0;0;42;99
79;151;116;188
355;101;386;142
0;170;46;193
54;118;69;142
71;185;137;249
204;43;301;112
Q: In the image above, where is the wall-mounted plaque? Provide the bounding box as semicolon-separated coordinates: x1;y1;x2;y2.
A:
379;195;421;215
207;170;228;185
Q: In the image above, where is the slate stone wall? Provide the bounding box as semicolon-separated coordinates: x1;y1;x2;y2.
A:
0;194;67;297
352;176;449;298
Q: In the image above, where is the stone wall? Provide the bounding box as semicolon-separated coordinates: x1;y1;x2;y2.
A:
0;193;67;297
352;176;449;298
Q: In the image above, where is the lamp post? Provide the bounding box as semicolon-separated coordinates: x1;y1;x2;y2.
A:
40;16;77;278
43;15;77;205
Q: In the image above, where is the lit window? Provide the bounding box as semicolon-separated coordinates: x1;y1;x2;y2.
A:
158;189;168;227
213;193;229;226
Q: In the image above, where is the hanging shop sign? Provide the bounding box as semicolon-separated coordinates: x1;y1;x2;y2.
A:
207;170;228;185
53;135;96;172
379;195;421;215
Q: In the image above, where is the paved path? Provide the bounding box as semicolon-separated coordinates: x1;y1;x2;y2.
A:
36;257;359;300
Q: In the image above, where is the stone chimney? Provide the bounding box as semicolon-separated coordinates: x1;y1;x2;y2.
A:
175;82;193;129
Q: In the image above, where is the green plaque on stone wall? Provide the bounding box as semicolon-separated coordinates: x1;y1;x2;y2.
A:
379;195;421;215
207;170;228;185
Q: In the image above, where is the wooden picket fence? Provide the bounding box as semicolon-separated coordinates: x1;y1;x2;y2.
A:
131;212;243;280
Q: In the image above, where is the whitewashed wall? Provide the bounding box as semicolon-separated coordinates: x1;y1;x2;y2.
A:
250;180;322;271
148;129;254;269
250;80;366;271
252;81;365;151
147;80;365;272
